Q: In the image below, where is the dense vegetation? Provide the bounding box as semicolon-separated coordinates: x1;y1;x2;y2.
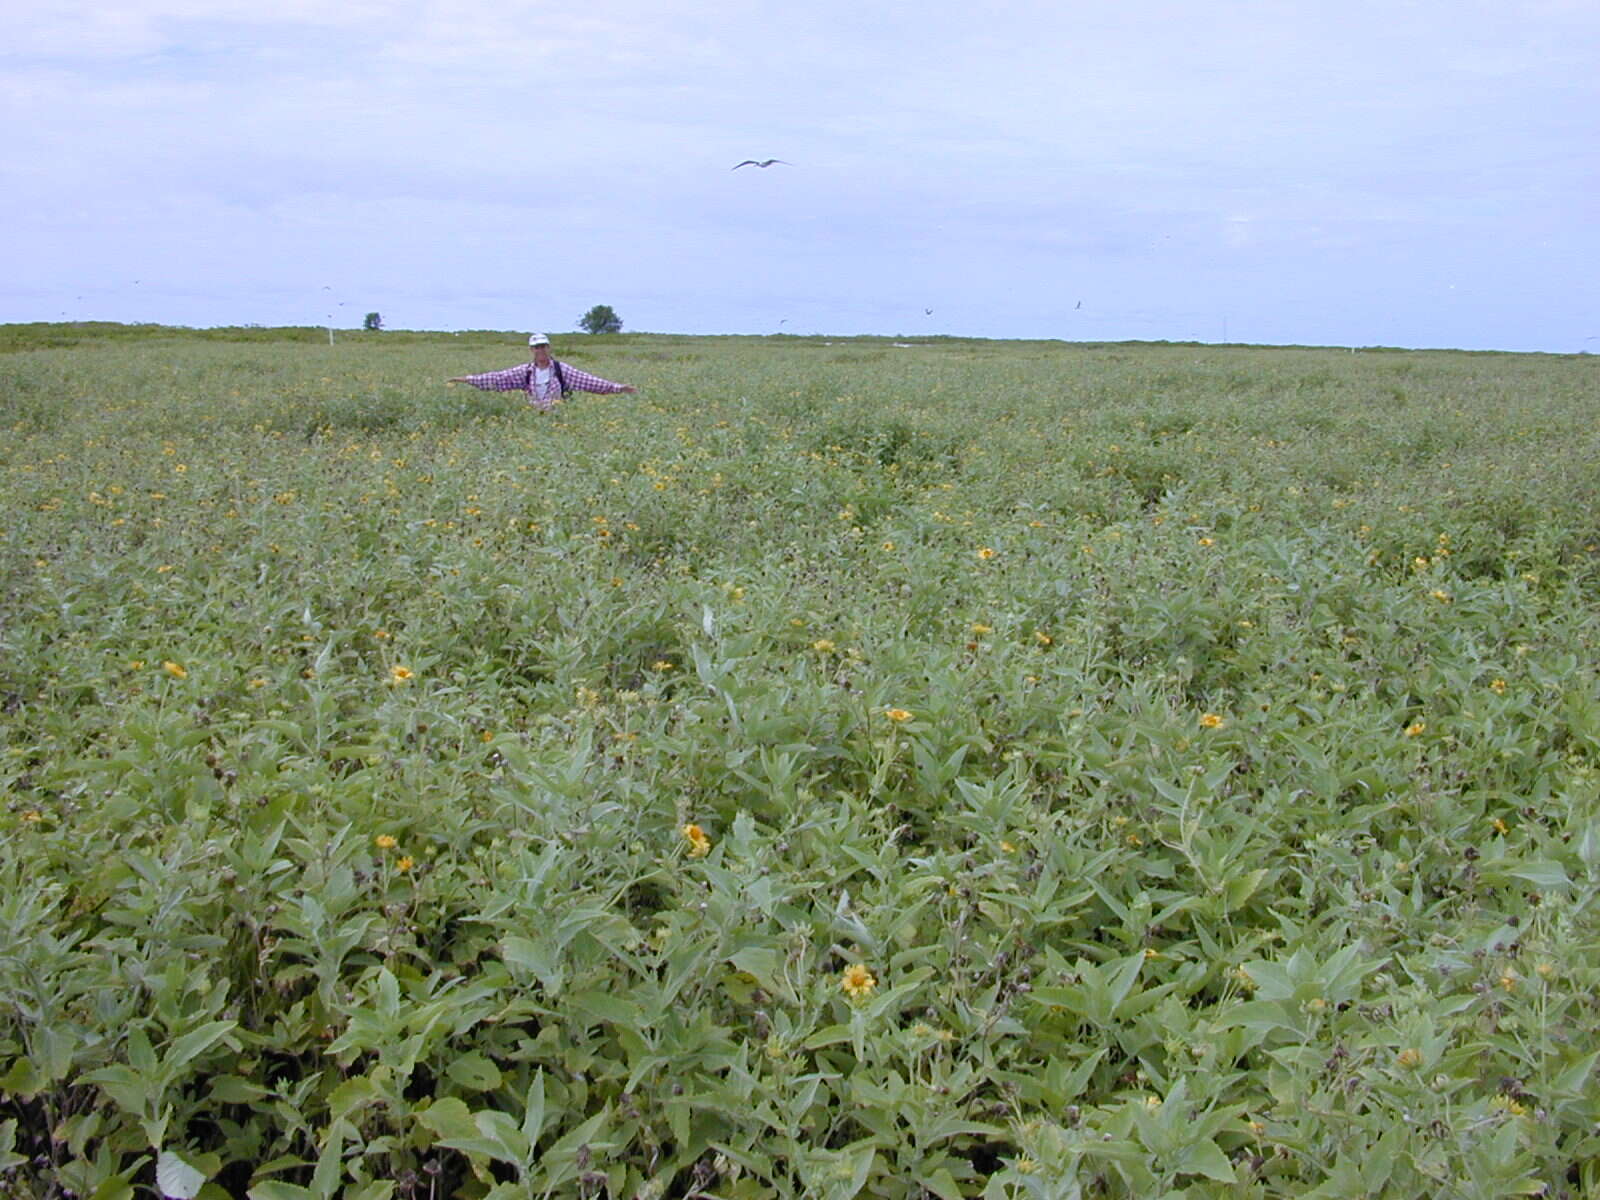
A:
2;325;1598;1198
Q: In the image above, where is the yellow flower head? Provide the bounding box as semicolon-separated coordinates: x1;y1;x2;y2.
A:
162;661;188;679
374;834;398;850
1489;678;1507;694
682;823;712;857
389;665;415;685
1198;712;1224;729
885;708;913;723
652;660;674;672
977;547;997;561
840;963;877;999
21;810;43;823
396;855;414;873
1034;630;1053;646
1198;536;1215;547
812;639;835;653
971;622;992;635
1396;1047;1423;1069
1404;721;1425;737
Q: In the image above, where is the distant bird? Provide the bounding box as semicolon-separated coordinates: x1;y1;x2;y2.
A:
732;159;790;170
1075;300;1082;309
924;308;934;315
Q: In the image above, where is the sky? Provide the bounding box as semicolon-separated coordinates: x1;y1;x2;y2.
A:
3;1;1596;352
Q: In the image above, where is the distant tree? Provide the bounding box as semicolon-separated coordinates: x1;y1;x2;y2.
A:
363;312;383;332
578;305;623;334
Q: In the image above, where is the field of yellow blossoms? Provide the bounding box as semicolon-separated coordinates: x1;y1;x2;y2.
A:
2;323;1599;1198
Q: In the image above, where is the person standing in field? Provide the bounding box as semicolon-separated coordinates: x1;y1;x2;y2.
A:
447;333;637;411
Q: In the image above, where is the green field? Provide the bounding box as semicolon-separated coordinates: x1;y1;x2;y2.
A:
2;325;1598;1198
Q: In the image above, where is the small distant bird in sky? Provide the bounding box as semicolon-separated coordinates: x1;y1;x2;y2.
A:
732;159;790;170
1075;300;1083;309
924;308;934;315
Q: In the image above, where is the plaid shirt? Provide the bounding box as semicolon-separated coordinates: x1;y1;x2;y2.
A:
459;360;629;411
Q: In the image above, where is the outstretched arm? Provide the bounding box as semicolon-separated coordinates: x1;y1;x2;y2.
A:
561;364;638;394
447;364;533;391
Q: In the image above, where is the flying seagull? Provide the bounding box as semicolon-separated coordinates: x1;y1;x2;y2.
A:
924;308;934;315
732;159;791;170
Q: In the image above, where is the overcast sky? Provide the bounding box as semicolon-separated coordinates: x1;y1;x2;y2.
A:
4;1;1596;351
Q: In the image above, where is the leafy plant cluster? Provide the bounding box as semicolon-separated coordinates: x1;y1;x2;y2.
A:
2;330;1599;1197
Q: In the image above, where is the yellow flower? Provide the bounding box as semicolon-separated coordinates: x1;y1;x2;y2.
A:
129;660;145;671
389;665;415;685
971;622;992;635
682;823;711;857
1491;817;1509;835
812;639;835;653
652;660;674;671
248;677;266;689
374;834;397;850
162;661;188;679
1430;589;1452;603
1404;721;1425;737
1492;1093;1528;1116
21;810;43;823
1396;1047;1423;1069
885;708;913;723
1034;631;1053;646
840;963;877;999
1198;536;1215;547
396;855;414;873
881;540;895;551
1198;713;1224;729
977;547;997;560
1498;971;1517;993
1489;678;1507;693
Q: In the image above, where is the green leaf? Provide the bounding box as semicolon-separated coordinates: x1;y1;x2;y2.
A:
413;1097;478;1142
917;1166;965;1200
0;1057;42;1098
157;1149;209;1199
445;1052;503;1092
503;935;565;996
802;1024;854;1050
163;1021;238;1076
207;1074;270;1103
247;1184;317;1200
1177;1137;1236;1183
564;989;643;1030
1502;861;1572;891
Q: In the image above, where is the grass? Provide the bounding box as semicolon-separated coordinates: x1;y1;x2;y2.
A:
2;324;1599;1198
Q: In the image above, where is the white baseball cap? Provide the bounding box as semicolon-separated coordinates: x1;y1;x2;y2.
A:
528;333;550;346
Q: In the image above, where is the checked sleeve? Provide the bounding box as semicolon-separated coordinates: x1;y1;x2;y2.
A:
559;365;630;394
459;365;534;391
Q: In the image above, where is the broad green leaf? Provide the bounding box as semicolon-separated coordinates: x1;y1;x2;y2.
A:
413;1097;478;1142
247;1184;317;1200
156;1149;208;1199
163;1021;237;1076
445;1051;503;1092
1177;1138;1236;1183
